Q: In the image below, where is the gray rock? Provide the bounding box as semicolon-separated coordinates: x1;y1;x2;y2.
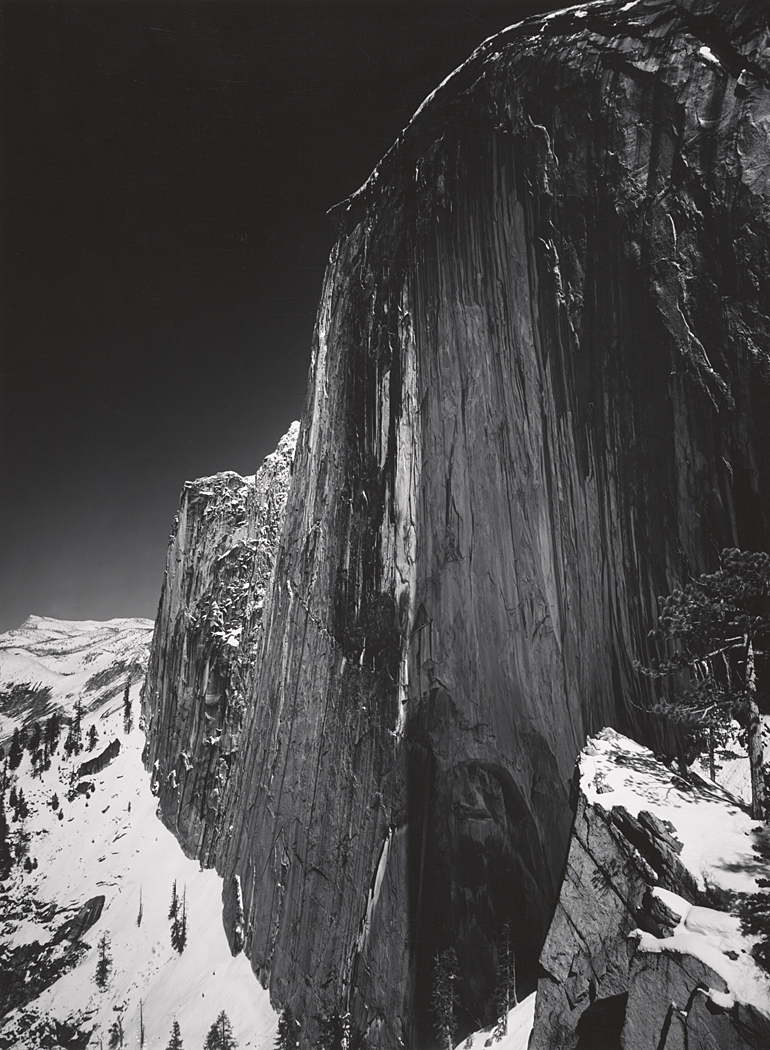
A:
142;0;770;1044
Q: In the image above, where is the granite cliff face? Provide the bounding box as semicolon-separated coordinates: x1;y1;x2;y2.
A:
142;423;298;860
144;1;770;1045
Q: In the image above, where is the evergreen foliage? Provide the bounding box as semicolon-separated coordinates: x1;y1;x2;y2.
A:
166;1019;184;1050
0;794;13;879
88;724;98;750
203;1010;237;1050
431;948;459;1050
275;1006;301;1050
109;1016;124;1048
493;921;517;1039
9;728;24;770
95;933;112;988
638;548;770;819
123;679;133;734
45;711;61;752
170;885;187;954
11;786;29;821
168;879;178;920
26;721;41;754
64;700;84;757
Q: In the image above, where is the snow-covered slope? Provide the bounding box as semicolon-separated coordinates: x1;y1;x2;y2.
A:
0;617;277;1050
0;616;154;745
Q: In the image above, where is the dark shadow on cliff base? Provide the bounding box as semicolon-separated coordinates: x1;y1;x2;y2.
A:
575;993;628;1050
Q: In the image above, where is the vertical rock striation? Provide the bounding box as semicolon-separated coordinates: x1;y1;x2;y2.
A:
142;423;298;861
145;1;770;1045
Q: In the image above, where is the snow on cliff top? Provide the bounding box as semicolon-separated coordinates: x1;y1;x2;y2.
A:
580;727;770;1015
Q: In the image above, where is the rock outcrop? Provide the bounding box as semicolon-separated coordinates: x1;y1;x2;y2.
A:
144;1;770;1045
529;729;770;1050
141;423;298;859
77;739;120;779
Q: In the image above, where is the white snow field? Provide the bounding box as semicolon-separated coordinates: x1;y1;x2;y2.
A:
453;993;536;1050
0;616;277;1050
3;618;767;1047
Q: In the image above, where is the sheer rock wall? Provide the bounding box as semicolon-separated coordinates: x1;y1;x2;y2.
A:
145;1;770;1045
141;424;298;860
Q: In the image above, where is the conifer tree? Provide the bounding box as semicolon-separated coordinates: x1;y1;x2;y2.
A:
108;1016;124;1048
493;921;517;1039
26;721;41;754
14;787;29;821
88;724;98;751
45;711;61;753
203;1010;237;1050
431;948;459;1050
275;1006;301;1050
9;728;24;770
137;884;143;927
171;885;187;954
168;878;178;920
139;999;145;1048
123;679;133;734
166;1019;184;1050
95;933;112;988
638;548;770;819
0;794;12;879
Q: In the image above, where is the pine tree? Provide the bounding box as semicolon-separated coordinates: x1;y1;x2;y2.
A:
638;548;770;819
168;879;178;921
9;728;24;770
166;1019;184;1050
15;787;29;821
139;999;145;1048
137;884;143;927
203;1010;237;1050
123;679;133;734
88;724;98;751
45;711;61;753
493;921;517;1039
0;795;13;880
431;948;459;1050
108;1016;124;1048
65;700;84;756
171;886;187;954
95;933;112;988
275;1006;301;1050
26;721;41;755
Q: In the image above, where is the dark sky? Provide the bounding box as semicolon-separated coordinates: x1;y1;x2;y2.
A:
0;0;561;633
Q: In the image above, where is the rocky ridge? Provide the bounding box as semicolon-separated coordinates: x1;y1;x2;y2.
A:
529;729;770;1050
143;1;770;1045
141;422;299;861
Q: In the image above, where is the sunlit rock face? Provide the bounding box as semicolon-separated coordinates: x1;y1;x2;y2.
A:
147;1;770;1045
141;424;298;860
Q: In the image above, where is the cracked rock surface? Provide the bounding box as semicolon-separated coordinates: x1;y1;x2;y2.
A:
143;2;770;1046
